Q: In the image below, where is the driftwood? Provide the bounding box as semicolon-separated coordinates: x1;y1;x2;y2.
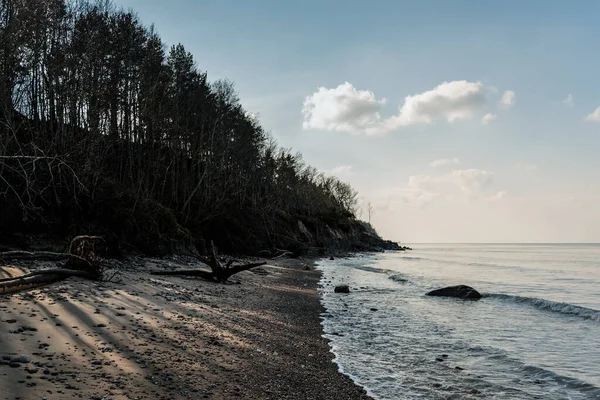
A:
0;250;93;269
257;248;294;259
272;250;294;260
0;236;105;294
0;268;98;283
0;269;98;295
152;241;266;282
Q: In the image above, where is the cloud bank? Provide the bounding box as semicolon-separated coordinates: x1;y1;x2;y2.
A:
302;80;490;135
452;169;494;196
375;168;495;209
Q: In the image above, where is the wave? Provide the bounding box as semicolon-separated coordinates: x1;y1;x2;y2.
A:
353;265;391;274
467;261;525;271
397;257;529;272
486;293;600;322
466;345;600;397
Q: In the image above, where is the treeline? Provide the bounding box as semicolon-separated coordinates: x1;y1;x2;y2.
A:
0;0;383;255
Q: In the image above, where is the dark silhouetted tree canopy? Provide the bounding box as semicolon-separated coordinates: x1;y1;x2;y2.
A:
0;0;391;256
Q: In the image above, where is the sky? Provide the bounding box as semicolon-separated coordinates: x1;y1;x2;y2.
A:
115;0;600;243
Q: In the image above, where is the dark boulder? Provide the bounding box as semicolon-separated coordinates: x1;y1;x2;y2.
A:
426;285;482;300
334;285;350;293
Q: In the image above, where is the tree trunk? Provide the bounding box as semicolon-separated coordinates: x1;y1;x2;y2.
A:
0;269;98;295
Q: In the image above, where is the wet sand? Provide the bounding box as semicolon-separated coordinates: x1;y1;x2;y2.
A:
0;256;371;399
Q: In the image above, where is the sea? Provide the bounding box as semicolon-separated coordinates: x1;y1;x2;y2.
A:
317;244;600;399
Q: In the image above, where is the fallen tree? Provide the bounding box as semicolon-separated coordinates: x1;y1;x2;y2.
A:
0;236;105;294
151;241;266;282
0;250;93;269
0;268;99;295
0;236;267;295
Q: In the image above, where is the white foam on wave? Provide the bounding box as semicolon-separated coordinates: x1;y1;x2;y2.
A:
487;293;600;322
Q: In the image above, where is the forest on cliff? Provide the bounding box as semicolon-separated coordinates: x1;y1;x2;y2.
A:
0;0;394;255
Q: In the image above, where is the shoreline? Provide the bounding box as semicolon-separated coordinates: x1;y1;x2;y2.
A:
0;255;372;399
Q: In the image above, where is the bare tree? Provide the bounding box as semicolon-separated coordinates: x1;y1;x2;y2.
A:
1;0;368;256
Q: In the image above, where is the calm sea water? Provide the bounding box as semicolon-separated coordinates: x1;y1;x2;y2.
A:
317;244;600;399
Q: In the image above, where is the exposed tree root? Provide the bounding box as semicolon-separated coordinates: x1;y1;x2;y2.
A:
152;241;266;282
0;236;106;294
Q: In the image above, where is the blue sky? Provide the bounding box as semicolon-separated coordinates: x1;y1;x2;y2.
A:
115;0;600;242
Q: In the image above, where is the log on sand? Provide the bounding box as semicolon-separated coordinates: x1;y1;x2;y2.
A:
0;236;104;294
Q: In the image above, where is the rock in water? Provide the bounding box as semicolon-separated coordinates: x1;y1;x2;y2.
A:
426;285;482;300
334;285;350;293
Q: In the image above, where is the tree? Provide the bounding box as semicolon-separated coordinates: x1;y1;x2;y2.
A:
1;0;369;257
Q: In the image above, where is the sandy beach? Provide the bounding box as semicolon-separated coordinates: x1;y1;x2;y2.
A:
0;256;371;400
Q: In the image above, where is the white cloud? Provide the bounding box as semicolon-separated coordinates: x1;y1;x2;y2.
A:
402;189;441;207
412;169;494;197
301;82;386;134
499;90;515;108
408;174;434;189
389;80;487;127
330;165;354;176
563;94;574;107
376;177;441;208
481;113;497;125
491;191;507;200
302;80;488;135
452;169;494;196
585;106;600;122
372;167;497;211
430;158;460;167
